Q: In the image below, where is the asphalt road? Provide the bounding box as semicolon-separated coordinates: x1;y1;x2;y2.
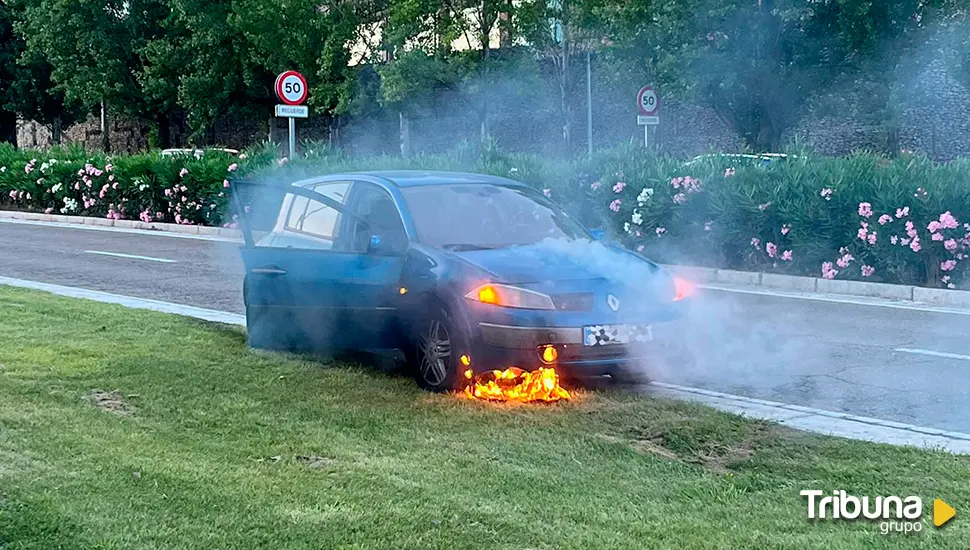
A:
3;220;969;434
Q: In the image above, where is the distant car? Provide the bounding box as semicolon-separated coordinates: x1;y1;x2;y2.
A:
230;171;693;391
160;148;239;158
684;153;793;167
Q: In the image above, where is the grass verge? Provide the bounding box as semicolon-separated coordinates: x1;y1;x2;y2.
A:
0;285;967;549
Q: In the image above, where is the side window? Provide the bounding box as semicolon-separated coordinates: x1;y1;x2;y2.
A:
346;183;408;253
284;182;351;241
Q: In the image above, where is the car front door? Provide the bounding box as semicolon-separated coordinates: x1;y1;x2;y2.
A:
232;180;407;354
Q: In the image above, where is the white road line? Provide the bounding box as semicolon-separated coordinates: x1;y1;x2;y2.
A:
895;347;970;361
0;218;240;243
85;250;177;263
701;283;970;317
0;274;968;454
0;276;245;326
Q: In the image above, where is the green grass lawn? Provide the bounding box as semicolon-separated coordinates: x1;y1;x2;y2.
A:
0;285;968;549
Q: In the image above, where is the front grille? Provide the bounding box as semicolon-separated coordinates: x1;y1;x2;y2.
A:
551;293;593;311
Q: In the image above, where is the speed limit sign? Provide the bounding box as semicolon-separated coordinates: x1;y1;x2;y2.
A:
637;85;659;116
275;71;308;105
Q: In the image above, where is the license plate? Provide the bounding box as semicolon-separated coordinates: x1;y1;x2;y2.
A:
583;324;653;346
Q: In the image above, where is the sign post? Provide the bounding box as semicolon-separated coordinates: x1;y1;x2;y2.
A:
636;85;660;149
274;70;309;159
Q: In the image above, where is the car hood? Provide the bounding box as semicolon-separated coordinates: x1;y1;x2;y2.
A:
448;239;660;285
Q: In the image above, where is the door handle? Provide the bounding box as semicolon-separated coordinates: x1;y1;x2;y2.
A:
251;266;288;275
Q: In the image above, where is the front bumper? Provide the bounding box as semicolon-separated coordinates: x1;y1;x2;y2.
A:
470;322;651;380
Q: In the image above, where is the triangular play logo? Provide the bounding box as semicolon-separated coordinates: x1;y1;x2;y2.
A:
934;499;956;527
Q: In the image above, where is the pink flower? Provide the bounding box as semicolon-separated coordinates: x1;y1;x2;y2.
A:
945;238;958;251
858;202;873;218
44;207;53;214
781;250;793;261
105;163;113;172
139;210;153;223
932;233;944;241
590;181;601;190
109;174;115;182
681;177;702;194
861;265;875;277
895;207;910;218
609;199;621;212
878;214;892;225
73;182;80;190
928;221;942;233
905;221;917;238
655;227;666;235
724;168;735;177
750;237;760;248
867;233;877;245
227;163;238;172
673;193;687;204
670;177;683;189
949;283;956;289
820;188;833;200
942;275;951;284
99;189;106;198
766;242;777;258
223;180;230;188
112;182;118;189
24;165;32;174
164;189;172;197
636;245;644;252
542;189;552;198
857;226;868;241
902;238;911;246
758;202;771;211
941;260;957;272
836;254;853;268
174;214;182;224
910;238;922;252
179;185;187;192
179;168;189;177
939;211;959;230
890;235;899;245
704;221;713;232
821;262;838;279
781;224;791;235
613;181;626;193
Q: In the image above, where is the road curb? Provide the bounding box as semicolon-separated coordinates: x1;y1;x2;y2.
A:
0;209;242;239
662;264;970;308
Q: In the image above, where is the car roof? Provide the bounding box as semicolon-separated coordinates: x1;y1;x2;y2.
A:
336;170;528;188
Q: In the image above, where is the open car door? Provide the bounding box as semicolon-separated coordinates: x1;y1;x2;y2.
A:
229;179;407;354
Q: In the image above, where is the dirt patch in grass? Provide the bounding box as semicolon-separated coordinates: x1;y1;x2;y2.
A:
85;390;134;416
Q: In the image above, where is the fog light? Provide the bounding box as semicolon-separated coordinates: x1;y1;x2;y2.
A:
540;345;558;363
460;354;471;366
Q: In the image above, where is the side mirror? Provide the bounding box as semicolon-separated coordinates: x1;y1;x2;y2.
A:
589;228;606;241
367;234;385;254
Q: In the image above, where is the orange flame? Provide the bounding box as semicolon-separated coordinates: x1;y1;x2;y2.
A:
463;367;571;403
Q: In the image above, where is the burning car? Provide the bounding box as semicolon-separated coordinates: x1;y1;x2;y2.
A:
230;171;693;398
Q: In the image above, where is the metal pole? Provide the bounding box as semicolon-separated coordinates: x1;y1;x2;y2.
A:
586;50;593;156
288;117;296;159
644;124;648;149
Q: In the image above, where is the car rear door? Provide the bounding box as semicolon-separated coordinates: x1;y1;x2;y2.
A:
231;179;407;353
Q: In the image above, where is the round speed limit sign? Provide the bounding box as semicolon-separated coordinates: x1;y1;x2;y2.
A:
637;86;659;116
275;71;308;105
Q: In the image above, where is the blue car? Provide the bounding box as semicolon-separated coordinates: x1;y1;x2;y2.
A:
231;171;692;392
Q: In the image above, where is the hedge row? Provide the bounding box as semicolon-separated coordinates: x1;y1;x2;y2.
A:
0;141;967;289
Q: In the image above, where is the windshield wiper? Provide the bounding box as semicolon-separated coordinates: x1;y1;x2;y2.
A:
440;243;502;251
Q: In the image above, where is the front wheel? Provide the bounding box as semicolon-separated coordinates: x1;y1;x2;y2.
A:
409;307;466;392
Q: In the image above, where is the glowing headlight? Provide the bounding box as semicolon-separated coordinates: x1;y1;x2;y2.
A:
465;283;556;310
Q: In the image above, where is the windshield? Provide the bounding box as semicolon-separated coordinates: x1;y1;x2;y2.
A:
400;183;590;250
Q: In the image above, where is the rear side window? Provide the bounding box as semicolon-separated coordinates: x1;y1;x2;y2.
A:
284;182;350;240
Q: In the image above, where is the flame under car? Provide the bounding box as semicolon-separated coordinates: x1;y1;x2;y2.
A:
231;171;692;396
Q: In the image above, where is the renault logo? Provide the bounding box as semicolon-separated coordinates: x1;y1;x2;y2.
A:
607;294;620;312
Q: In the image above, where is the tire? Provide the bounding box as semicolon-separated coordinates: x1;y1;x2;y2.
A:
408;306;466;392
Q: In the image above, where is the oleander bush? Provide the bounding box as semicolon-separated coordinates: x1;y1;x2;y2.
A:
0;140;967;288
